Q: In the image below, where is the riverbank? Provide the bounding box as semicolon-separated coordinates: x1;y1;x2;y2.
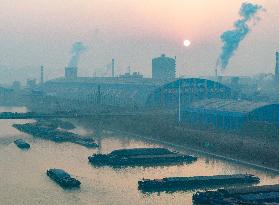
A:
78;113;279;171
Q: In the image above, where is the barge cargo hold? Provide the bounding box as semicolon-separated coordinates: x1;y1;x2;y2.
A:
14;139;30;149
46;169;81;188
13;123;98;148
193;184;279;205
138;174;260;192
88;148;197;167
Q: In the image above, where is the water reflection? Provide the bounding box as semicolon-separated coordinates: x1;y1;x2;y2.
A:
0;107;278;205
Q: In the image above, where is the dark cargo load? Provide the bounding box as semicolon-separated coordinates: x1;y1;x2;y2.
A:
193;184;279;205
46;169;81;188
88;147;197;167
138;174;260;192
14;139;30;149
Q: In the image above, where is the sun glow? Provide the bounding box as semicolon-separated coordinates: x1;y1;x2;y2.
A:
183;40;191;47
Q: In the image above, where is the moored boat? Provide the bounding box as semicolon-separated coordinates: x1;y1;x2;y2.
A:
138;174;260;192
193;184;279;204
14;139;30;149
46;169;81;188
88;147;197;167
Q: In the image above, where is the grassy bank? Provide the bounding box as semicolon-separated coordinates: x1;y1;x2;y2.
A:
80;113;279;170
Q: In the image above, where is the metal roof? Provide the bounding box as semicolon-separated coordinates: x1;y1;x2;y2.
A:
47;77;167;87
185;99;269;114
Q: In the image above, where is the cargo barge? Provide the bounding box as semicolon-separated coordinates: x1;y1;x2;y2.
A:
193;184;279;204
14;139;30;149
138;174;260;192
88;148;197;167
46;169;81;188
13;123;98;148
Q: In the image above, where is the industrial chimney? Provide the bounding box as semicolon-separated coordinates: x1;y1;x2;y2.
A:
65;67;77;80
112;58;115;77
275;52;279;82
40;65;44;85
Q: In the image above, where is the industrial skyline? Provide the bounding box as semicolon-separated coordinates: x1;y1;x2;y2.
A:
0;0;278;84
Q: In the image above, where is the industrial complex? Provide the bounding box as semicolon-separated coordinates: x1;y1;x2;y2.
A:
1;52;279;132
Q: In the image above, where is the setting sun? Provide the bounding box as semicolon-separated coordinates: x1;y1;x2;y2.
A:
183;39;191;47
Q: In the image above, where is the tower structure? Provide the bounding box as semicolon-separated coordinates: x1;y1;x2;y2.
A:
40;65;44;85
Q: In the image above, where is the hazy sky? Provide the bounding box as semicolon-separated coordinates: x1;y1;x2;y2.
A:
0;0;278;84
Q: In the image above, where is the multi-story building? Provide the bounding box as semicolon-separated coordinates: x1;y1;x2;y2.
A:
152;54;176;80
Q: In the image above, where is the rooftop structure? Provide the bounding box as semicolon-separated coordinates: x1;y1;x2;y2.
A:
119;72;143;79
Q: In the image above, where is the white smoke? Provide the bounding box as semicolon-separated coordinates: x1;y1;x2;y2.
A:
68;42;87;67
217;2;264;70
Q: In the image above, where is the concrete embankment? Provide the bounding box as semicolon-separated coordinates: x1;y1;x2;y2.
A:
78;112;279;171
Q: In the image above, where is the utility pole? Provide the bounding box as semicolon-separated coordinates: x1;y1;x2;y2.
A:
112;58;115;77
178;79;181;123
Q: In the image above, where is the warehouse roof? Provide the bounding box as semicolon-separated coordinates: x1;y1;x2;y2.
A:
47;77;167;87
184;99;270;114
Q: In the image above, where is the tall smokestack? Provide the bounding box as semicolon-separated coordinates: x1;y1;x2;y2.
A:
112;58;115;77
40;65;44;85
275;52;279;82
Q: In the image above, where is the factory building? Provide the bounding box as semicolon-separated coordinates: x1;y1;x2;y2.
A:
65;67;77;80
146;78;235;109
152;54;176;80
26;79;37;89
0;87;16;105
43;77;164;109
181;99;279;130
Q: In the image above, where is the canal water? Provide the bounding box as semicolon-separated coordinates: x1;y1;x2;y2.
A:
0;106;278;205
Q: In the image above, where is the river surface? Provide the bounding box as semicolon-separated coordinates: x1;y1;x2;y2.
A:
0;106;278;205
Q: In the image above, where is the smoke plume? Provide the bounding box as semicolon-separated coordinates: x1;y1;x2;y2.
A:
217;2;264;70
68;42;87;67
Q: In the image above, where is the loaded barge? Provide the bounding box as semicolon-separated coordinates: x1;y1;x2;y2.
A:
13;123;98;148
193;184;279;204
138;174;260;192
14;139;30;149
88;148;197;167
46;169;81;188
